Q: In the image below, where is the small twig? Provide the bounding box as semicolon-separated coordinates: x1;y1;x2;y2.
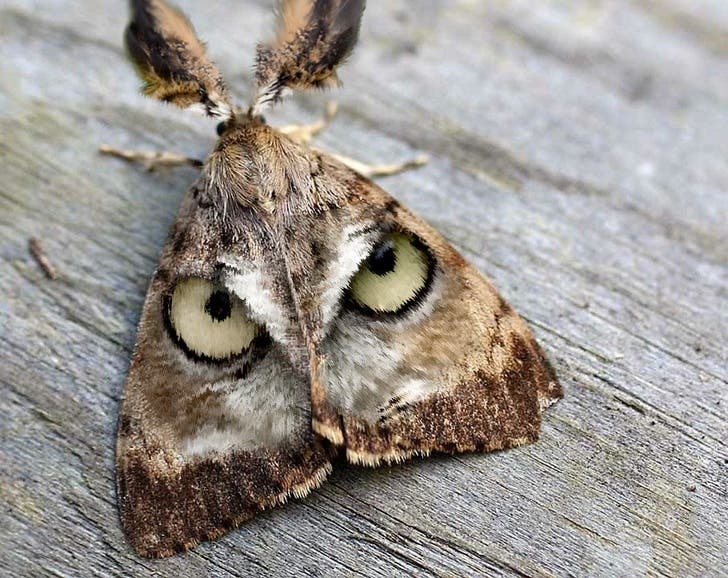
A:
29;237;58;280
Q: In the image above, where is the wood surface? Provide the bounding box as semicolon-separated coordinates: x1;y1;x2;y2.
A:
1;1;726;576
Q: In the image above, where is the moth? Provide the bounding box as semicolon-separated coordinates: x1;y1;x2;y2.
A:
109;0;562;558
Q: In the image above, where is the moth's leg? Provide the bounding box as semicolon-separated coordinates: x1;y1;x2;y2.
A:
99;145;203;172
279;102;339;145
279;102;427;177
331;153;428;178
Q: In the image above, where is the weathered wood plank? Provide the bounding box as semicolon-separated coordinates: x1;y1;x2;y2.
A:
1;1;726;576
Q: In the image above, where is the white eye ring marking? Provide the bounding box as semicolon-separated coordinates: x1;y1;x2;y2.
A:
168;278;259;361
349;233;432;314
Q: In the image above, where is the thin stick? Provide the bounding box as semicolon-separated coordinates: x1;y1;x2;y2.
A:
29;237;58;280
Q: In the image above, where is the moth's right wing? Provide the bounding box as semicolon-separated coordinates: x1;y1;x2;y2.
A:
116;186;331;558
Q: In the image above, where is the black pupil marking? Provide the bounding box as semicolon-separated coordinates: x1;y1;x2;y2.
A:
205;290;232;322
367;240;397;276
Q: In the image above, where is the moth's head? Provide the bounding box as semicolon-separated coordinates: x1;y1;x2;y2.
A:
200;112;318;214
214;110;265;139
125;0;366;125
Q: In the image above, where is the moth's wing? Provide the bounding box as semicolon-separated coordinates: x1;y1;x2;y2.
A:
126;0;231;118
255;0;365;108
303;169;562;466
117;185;331;557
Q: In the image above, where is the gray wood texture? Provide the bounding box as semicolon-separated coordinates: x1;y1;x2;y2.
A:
1;1;726;576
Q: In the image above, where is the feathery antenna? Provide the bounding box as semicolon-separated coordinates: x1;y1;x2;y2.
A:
253;0;366;113
126;0;232;119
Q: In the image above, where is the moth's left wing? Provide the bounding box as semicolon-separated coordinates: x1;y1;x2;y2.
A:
296;167;562;466
117;185;331;557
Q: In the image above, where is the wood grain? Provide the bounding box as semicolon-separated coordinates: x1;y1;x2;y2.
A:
1;1;726;576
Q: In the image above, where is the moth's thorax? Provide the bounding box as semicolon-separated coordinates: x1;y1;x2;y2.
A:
204;118;358;218
207;120;304;212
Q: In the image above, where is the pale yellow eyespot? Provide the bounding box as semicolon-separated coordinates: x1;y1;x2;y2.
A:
349;233;432;314
168;278;258;361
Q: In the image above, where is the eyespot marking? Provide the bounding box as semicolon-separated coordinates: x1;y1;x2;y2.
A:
165;278;260;363
348;233;435;316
